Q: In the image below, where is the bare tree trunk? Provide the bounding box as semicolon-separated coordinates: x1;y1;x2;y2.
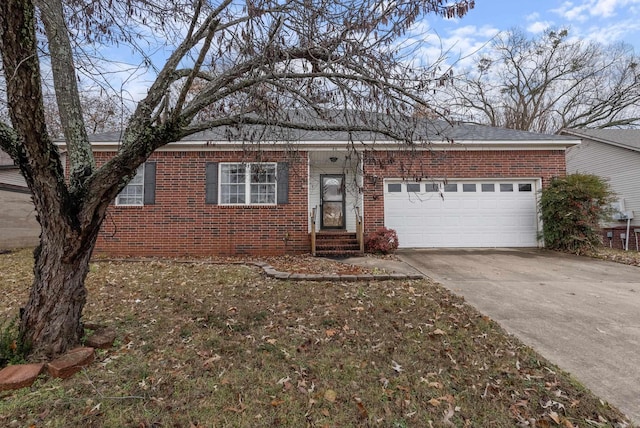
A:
21;246;90;358
20;220;99;358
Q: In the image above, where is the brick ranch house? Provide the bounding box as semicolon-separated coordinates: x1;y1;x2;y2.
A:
59;122;579;257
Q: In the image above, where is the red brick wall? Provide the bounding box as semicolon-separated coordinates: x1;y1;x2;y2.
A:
95;148;567;257
95;150;309;257
601;226;640;251
361;149;567;234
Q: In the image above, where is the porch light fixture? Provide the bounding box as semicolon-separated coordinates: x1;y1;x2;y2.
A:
329;156;338;163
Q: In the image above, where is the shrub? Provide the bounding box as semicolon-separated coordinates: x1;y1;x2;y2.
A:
539;174;615;255
365;227;399;254
0;318;29;368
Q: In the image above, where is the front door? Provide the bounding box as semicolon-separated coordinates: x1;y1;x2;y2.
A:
321;174;345;229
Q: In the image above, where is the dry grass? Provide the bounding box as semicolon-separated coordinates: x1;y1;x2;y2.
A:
0;249;632;427
592;247;640;267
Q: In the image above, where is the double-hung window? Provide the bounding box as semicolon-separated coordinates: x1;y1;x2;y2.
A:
220;163;277;205
116;165;145;206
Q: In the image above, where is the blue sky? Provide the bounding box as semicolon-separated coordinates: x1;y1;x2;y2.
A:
425;0;640;59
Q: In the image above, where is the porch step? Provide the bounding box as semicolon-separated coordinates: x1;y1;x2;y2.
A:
314;232;363;257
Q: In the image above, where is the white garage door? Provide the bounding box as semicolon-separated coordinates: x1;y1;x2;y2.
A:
384;180;539;248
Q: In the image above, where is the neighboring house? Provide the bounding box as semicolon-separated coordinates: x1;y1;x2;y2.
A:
0;149;40;249
0;149;28;193
562;129;640;250
56;123;578;257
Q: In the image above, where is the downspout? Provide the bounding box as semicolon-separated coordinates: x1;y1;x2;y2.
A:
625;217;631;251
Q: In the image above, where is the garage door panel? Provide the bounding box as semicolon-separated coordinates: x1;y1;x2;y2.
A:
461;200;479;209
384;180;539;248
478;200;498;209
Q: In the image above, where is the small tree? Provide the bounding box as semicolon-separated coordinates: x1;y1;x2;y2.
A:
539;174;615;254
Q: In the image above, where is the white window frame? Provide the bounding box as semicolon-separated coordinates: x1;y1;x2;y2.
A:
219;162;277;205
116;164;145;206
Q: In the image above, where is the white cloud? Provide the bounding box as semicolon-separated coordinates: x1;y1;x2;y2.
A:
553;0;640;21
552;1;590;21
526;12;541;21
527;21;554;33
579;19;640;44
426;25;501;68
589;0;640;18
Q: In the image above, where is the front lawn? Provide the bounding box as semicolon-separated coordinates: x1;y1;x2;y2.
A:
0;249;631;427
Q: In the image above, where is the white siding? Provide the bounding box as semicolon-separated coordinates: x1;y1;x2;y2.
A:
0;150;13;166
308;152;362;232
566;140;640;227
0;168;27;188
0;189;39;248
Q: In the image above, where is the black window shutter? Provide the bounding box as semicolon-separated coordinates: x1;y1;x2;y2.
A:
205;162;219;204
143;162;156;205
277;162;289;204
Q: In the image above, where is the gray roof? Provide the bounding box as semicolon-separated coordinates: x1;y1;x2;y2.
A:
87;121;574;144
562;129;640;152
436;122;573;141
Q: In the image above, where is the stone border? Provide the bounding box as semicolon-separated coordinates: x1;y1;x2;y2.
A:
0;327;116;391
0;346;95;391
252;261;423;281
92;258;424;281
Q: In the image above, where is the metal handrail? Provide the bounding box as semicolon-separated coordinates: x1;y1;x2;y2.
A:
310;207;317;256
356;206;364;253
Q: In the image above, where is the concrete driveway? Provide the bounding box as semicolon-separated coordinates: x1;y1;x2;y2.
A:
398;248;640;424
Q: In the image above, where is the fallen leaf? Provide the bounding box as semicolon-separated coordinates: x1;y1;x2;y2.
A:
325;329;337;337
321;408;330;417
428;398;440;406
324;389;337;403
203;355;222;367
270;399;285;407
354;398;368;420
442;406;455;426
437;394;455;404
276;376;291;385
549;411;561;424
391;360;403;373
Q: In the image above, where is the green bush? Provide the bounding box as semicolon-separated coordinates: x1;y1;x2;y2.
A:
539;174;615;254
0;318;29;368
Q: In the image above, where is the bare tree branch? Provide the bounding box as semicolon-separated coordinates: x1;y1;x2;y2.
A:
444;28;640;132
